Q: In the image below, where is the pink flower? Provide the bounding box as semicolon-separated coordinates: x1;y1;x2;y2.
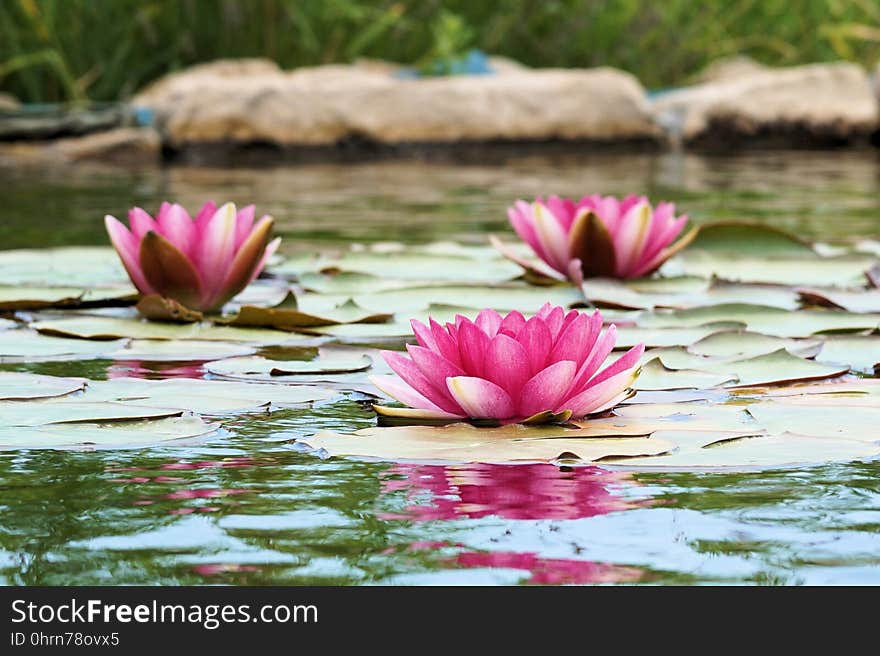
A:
105;201;281;312
494;194;697;282
370;303;644;423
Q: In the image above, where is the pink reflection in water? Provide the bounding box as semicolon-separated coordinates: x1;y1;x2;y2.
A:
452;550;643;584
192;564;259;576
108;361;206;380
381;463;649;521
165;488;249;500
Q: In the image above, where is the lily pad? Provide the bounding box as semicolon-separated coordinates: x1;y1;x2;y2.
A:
685;222;816;256
300;423;674;465
746;402;880;441
0;285;135;310
0;330;126;362
614;324;743;349
687;330;823;359
33;316;326;344
224;296;391;329
671;252;874;286
582;278;798;311
0;372;86;400
0;247;129;286
635;358;737;390
814;334;880;374
637;303;880;337
603;429;880;469
0;415;220;450
84;377;338;415
798;288;880;313
0;401;182;427
105;339;257;362
205;352;372;381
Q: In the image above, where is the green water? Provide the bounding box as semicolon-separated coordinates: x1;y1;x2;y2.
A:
2;150;879;585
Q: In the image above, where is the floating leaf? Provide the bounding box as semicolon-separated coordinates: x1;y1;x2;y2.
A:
582;278;798;310
746;402;880;441
798;288;880;313
136;294;204;322
33;316;326;344
105;339;257;362
224;295;391;329
0;416;220;450
300;423;674;465
685;222;816;256
637;303;880;337
687;329;822;359
0;247;129;286
636;358;737;390
0;401;182;427
0;285;136;310
205;352;372;381
671;252;874;286
603;429;880;469
0;330;126;362
814;334;880;373
0;372;86;400
84;377;338;415
614;324;743;349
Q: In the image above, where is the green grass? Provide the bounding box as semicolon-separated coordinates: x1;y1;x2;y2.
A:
2;0;880;104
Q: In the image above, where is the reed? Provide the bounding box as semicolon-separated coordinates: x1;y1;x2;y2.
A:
2;0;879;104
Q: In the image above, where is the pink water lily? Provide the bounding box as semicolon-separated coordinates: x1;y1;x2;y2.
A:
370;304;644;423
105;201;280;313
493;194;698;283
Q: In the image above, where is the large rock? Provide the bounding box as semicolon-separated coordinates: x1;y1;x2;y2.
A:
0;93;19;111
652;62;878;147
134;59;661;152
0;127;160;166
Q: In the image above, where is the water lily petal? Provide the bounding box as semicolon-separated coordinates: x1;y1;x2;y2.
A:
411;319;437;350
564;367;639;417
429;318;462;367
105;215;154;294
234;205;256;249
498;309;527;337
138;231;203;310
457;319;490;377
570;325;619;392
156;203;195;258
128;207;158;241
248;236;280;284
196;202;238;302
475;308;503;336
509;201;553;266
381;350;463;414
447;376;516;419
213;216;274;311
568;209;617;278
516;314;553;375
532;202;571;273
613;201;652;277
518;360;577;418
370;375;464;418
485;333;531;396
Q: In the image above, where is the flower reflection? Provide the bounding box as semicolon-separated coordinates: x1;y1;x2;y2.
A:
381;463;650;521
108;361;206;380
452;550;643;584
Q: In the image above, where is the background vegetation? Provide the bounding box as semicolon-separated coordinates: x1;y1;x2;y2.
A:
2;0;880;104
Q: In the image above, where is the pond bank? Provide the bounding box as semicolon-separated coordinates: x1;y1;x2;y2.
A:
2;57;880;166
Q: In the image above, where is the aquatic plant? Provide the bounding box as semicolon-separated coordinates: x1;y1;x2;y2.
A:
496;195;697;282
370;304;643;422
105;201;280;313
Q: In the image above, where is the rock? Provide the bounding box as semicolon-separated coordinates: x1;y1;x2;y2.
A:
694;56;768;83
0;104;128;140
0;127;160;166
0;93;20;111
487;56;530;75
652;62;878;148
134;61;661;154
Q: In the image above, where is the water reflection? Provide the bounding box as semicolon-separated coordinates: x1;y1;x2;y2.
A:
381;463;651;521
107;361;206;379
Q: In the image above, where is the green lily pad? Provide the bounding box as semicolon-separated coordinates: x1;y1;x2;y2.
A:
799;288;880;313
746;402;880;441
33;316;327;344
614;324;744;349
637;303;880;337
687;330;823;359
85;377;338;415
224;297;391;329
0;330;127;362
603;429;880;469
670;252;874;286
278;250;522;285
0;285;136;310
0;415;220;450
205;352;372;381
686;222;816;256
105;339;257;362
300;423;674;465
644;347;848;388
0;372;86;400
582;278;798;311
0;401;182;427
352;284;585;315
814;334;880;373
0;247;129;286
636;359;738;390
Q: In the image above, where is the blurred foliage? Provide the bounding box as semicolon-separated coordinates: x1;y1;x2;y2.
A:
2;0;880;103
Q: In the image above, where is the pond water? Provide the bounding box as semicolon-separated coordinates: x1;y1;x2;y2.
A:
1;150;879;585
